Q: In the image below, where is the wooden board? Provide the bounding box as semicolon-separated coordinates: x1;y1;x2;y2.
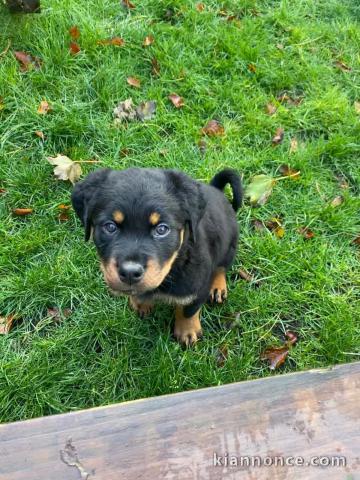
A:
0;362;359;480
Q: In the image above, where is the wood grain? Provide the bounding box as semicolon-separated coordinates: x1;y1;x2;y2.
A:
0;362;359;479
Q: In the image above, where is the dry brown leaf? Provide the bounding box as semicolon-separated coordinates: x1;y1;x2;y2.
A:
261;345;289;370
330;195;344;208
98;37;125;47
265;217;285;239
59;212;70;222
47;307;72;321
0;188;6;195
69;42;81;55
277;92;302;106
198;139;207;156
35;130;45;140
351;236;360;246
127;76;141;88
69;25;80;39
196;3;205;12
335;60;351;72
113;98;137;122
354;101;360;114
286;330;298;345
151;57;160;76
201;119;224;137
14;50;41;71
289;138;298;154
238;268;254;282
47;155;82;184
122;0;135;8
251;219;266;232
272;127;284;145
0;314;16;335
143;35;154;47
37;100;51;115
168;93;184;108
248;63;256;73
136;100;156;121
13;208;33;216
216;344;228;367
265;103;277;115
298;226;315;240
279;164;300;179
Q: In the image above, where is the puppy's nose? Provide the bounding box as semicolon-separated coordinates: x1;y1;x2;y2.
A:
119;261;144;284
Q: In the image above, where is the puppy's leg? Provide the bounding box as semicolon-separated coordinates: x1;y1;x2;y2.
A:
129;296;154;318
174;305;202;346
209;267;227;303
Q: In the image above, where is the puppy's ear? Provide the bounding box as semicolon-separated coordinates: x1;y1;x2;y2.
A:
166;171;206;242
71;169;110;241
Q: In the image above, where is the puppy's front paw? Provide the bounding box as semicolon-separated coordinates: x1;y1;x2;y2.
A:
209;268;227;304
174;307;202;346
129;296;153;318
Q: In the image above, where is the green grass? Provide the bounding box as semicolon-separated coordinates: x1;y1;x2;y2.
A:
0;0;359;422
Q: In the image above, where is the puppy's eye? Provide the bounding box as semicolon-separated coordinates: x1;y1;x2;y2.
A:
154;223;170;237
103;222;117;234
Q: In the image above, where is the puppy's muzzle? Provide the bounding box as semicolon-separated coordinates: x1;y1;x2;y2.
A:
118;261;145;285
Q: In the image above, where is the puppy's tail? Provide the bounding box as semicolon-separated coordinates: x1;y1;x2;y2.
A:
210;169;242;212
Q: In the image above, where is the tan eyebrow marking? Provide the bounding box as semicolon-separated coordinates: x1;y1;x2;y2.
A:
149;212;160;225
113;210;124;223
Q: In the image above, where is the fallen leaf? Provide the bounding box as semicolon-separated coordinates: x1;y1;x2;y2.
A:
14;50;41;71
0;188;6;195
143;35;154;47
298;226;315;240
98;37;125;46
265;103;277;115
159;149;168;157
0;314;16;335
272;127;284;145
47;307;72;321
69;42;81;55
198;139;207;156
238;268;254;282
248;63;256;73
335;60;351;72
127;76;141;88
216;344;228;367
13;208;33;216
58;204;71;210
330;195;344;208
276;43;284;50
261;345;289;370
59;212;70;221
354;101;360;114
196;3;205;12
60;438;90;480
151;57;160;76
201;119;224;137
351;236;360;246
35;130;45;140
265;217;285;238
136;100;156;121
251;219;266;232
47;155;82;184
69;25;80;39
335;174;349;189
285;330;298;345
279;164;300;179
168;93;184;108
289;138;298;154
122;0;135;9
245;174;275;206
277;92;302;106
113;98;137;122
37;100;51;115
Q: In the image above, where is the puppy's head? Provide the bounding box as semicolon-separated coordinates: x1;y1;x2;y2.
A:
71;168;205;295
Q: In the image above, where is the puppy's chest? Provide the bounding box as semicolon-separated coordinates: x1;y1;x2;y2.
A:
146;291;197;306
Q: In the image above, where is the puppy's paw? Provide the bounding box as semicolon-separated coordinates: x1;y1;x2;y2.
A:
209;268;227;304
129;296;153;318
174;307;202;347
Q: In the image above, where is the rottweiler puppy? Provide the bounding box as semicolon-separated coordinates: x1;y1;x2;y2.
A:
71;168;242;346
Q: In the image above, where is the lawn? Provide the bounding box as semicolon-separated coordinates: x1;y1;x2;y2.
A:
0;0;359;423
